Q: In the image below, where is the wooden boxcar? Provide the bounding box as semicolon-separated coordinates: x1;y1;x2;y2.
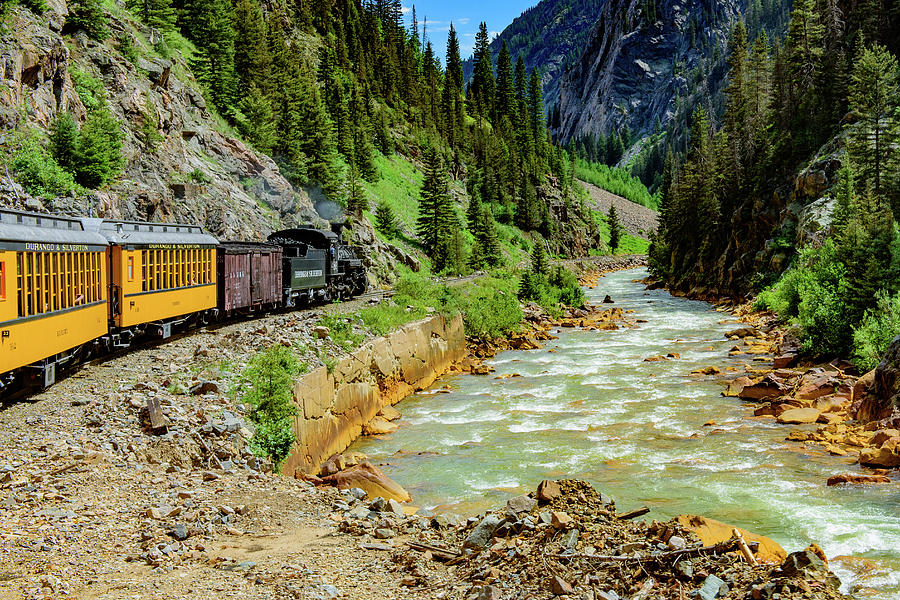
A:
0;209;110;386
217;243;282;315
84;219;220;338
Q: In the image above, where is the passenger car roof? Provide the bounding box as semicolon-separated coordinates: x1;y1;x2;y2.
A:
0;209;109;248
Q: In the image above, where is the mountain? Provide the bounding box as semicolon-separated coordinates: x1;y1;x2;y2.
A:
463;0;605;108
554;0;743;145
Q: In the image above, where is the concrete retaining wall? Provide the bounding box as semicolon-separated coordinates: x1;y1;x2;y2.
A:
283;314;466;476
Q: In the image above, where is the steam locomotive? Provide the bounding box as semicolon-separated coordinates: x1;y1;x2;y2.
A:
0;208;368;390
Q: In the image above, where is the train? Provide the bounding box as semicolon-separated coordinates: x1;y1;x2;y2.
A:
0;208;368;391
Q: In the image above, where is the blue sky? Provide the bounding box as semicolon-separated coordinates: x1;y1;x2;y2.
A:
401;1;533;62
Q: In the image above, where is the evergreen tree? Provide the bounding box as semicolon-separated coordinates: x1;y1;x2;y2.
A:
375;200;398;238
527;70;546;154
532;237;548;276
125;0;175;31
187;0;237;117
50;112;79;172
74;108;124;188
345;163;368;216
232;0;270;94
243;82;277;153
495;41;514;123
846;43;900;208
470;22;495;118
608;204;621;252
480;205;501;267
417;148;455;267
66;0;109;40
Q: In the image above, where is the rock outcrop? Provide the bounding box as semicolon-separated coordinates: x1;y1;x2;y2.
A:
283;314;467;477
0;4;318;238
555;0;741;143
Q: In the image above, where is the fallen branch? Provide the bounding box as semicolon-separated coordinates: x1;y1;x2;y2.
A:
732;528;758;566
616;507;650;520
408;541;461;558
548;539;741;562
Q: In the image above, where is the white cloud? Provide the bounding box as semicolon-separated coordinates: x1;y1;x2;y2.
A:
401;6;411;14
458;17;470;24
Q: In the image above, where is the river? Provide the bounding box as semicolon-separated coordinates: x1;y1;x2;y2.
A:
350;268;900;598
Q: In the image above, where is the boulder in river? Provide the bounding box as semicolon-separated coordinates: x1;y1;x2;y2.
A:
826;473;891;486
777;407;821;424
737;374;789;400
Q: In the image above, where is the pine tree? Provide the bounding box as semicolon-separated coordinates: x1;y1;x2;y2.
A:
74;108;124;188
846;43;900;208
724;20;751;200
527;70;546;155
375;200;398;238
531;237;548;276
187;0;237;117
345;163;368;216
125;0;175;32
232;0;270;94
495;41;514;123
417;148;455;264
243;82;277;153
470;22;495;118
50;112;79;172
480;205;501;267
66;0;109;40
608;204;621;252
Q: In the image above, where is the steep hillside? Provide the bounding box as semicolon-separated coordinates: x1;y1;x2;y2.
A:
462;0;605;108
0;3;318;239
554;0;742;144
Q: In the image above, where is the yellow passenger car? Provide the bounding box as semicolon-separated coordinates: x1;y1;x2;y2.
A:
0;210;110;386
86;219;219;337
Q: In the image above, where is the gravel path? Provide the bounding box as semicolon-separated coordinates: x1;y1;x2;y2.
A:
579;180;658;239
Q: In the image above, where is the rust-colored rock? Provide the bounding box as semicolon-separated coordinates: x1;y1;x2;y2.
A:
858;447;900;468
724;376;753;397
826;473;891;486
320;461;411;502
778;408;821;424
737;374;788;400
537;480;562;502
677;514;787;564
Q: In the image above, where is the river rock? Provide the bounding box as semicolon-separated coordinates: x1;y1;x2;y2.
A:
737;374;789;400
463;515;502;551
724;376;753;397
777;407;821;424
506;494;537;515
537;479;562;502
780;547;830;579
378;405;401;421
796;375;837;400
319;461;411;502
676;515;787;563
551;511;573;529
858;447;900;468
826;473;892;486
363;417;399;436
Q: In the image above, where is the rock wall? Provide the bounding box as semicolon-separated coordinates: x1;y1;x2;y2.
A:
0;4;319;238
283;314;466;477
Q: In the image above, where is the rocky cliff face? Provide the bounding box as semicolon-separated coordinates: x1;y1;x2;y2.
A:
463;0;606;109
555;0;741;143
0;3;318;239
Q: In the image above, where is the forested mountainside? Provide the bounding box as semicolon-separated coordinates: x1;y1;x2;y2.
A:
651;0;900;366
552;0;792;191
462;0;605;109
0;0;611;285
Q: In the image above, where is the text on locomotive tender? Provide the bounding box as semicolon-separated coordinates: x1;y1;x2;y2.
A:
294;270;324;278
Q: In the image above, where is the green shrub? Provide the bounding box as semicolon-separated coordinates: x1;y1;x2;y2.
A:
318;313;366;351
241;346;305;471
462;284;522;339
49;112;78;170
66;0;109;41
10;130;81;198
69;68;105;112
74;107;124;188
117;33;139;65
852;291;900;371
359;303;421;336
